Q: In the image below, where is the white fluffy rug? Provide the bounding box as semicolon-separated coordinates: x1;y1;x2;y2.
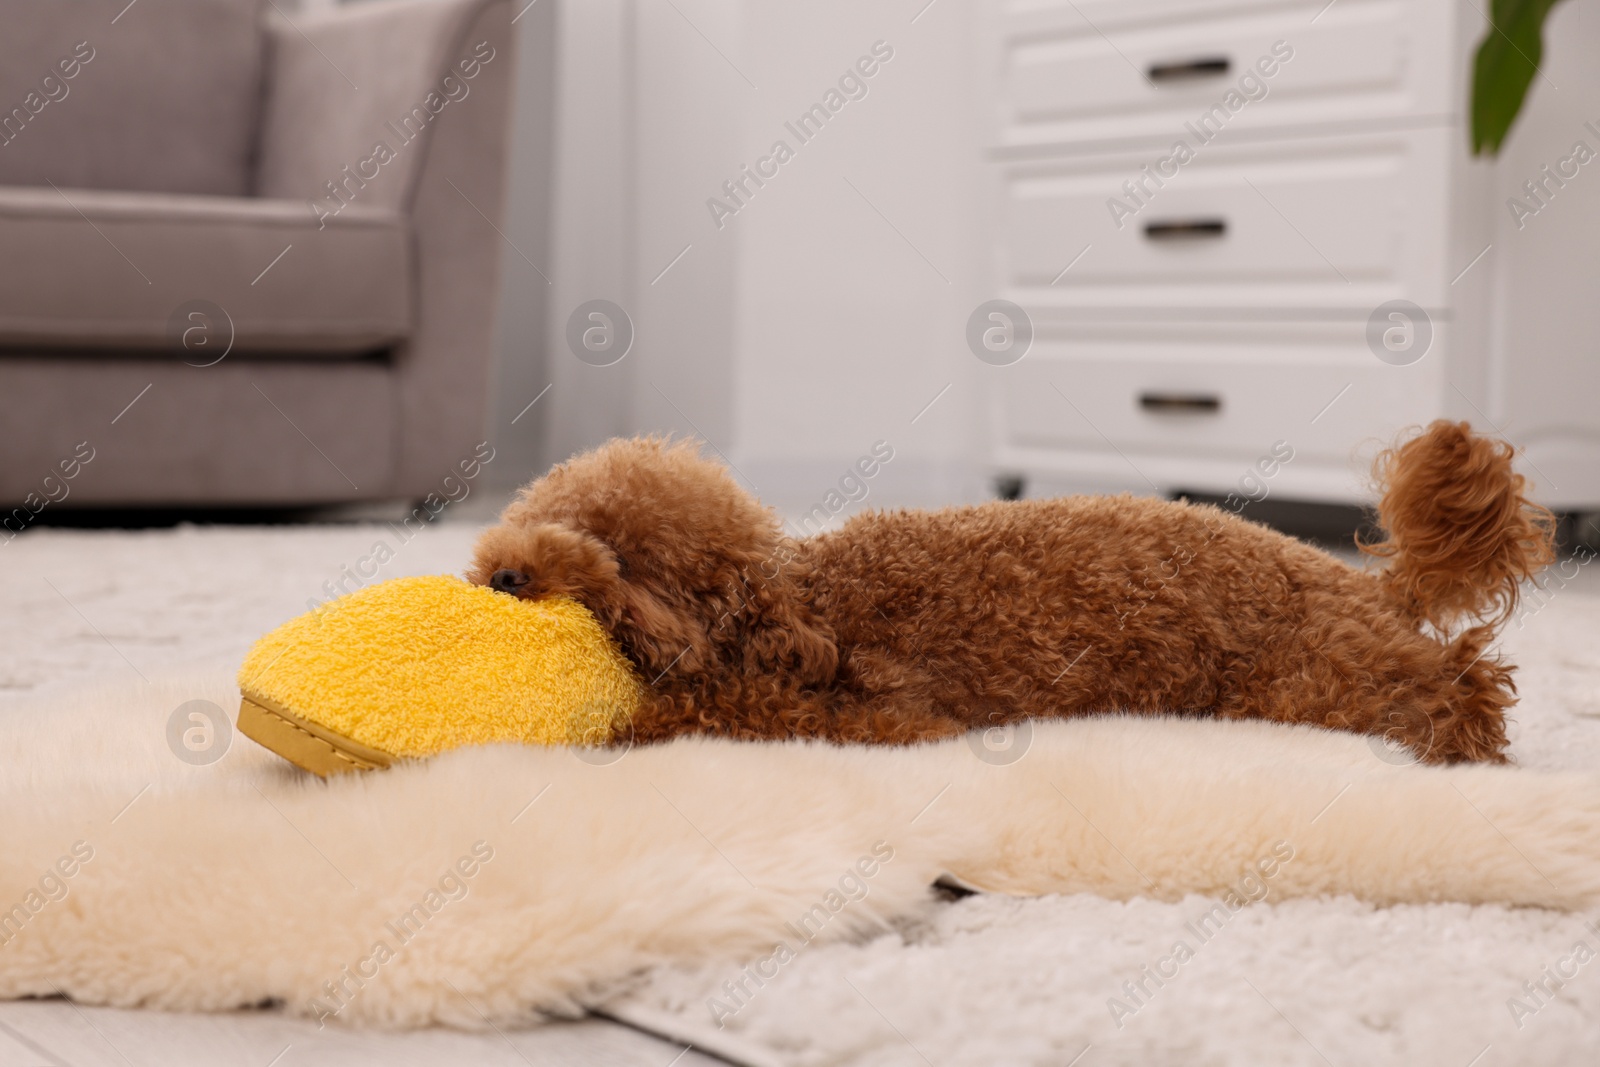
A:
7;524;1600;1066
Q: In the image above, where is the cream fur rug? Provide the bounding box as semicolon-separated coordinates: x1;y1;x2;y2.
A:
7;525;1600;1065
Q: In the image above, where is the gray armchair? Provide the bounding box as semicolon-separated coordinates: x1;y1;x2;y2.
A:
0;0;516;507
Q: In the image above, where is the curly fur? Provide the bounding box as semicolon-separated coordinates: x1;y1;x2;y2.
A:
468;423;1554;763
1360;420;1555;631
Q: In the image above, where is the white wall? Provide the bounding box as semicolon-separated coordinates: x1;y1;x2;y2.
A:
517;0;992;521
520;0;742;488
505;0;1600;511
468;0;1600;512
724;1;991;518
484;0;559;493
1484;0;1600;503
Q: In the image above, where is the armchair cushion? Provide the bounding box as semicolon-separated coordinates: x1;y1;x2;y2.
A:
0;0;266;197
0;186;412;355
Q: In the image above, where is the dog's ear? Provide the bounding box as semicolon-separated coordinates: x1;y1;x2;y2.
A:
742;605;839;686
613;581;716;682
732;555;839;687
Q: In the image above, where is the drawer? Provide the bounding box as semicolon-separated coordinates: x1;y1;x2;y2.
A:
995;326;1442;463
994;0;1457;149
998;127;1454;313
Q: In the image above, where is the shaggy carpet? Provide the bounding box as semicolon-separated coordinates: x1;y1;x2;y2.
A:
6;523;1600;1066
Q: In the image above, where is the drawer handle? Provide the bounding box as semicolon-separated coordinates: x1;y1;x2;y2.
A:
1139;392;1222;414
1147;56;1231;82
1144;218;1227;240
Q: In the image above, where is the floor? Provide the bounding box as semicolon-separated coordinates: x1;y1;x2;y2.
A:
0;1001;720;1067
8;506;1598;1065
1;504;728;1067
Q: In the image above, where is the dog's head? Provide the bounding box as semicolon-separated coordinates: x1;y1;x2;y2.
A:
468;437;838;688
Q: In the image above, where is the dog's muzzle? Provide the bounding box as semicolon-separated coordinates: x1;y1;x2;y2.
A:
489;568;531;595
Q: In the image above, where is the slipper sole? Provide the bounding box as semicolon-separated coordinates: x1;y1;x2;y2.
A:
237;691;393;776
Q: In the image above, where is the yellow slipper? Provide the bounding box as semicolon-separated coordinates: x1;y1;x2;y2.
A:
236;575;644;776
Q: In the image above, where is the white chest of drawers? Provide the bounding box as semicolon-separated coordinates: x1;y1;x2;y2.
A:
979;0;1573;507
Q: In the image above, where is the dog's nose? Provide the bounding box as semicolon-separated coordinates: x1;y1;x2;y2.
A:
489;568;531;594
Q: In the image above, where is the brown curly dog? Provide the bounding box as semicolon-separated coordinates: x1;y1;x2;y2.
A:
468;422;1554;763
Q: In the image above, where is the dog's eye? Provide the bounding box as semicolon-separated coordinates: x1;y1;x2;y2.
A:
613;551;628;578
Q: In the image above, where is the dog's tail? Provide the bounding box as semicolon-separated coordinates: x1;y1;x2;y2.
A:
1360;420;1555;633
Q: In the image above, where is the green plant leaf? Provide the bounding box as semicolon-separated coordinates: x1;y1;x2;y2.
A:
1471;0;1566;155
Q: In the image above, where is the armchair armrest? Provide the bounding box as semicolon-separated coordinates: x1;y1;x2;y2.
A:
256;0;519;498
